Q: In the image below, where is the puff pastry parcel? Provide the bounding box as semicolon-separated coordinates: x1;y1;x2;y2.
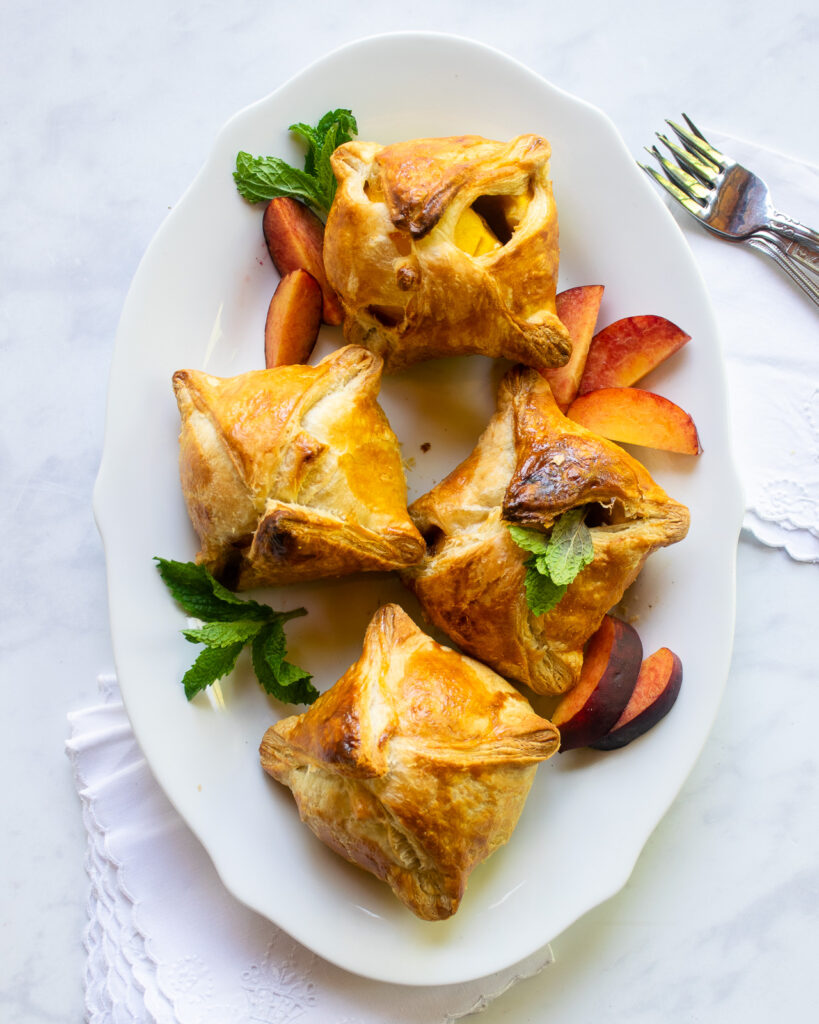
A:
401;368;690;695
323;135;572;372
260;604;559;920
172;345;424;589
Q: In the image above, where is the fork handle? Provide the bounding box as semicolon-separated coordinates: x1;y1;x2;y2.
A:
768;213;819;257
765;234;819;279
747;234;819;309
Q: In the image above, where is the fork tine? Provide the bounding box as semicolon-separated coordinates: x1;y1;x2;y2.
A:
666;117;727;170
681;113;706;138
681;114;729;167
656;132;720;185
646;145;711;203
638;163;703;217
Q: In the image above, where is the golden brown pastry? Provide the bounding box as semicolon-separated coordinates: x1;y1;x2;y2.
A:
172;345;424;589
260;604;559;920
323;135;572;372
401;368;690;695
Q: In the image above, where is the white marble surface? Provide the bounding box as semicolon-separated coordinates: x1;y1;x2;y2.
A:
1;1;817;1020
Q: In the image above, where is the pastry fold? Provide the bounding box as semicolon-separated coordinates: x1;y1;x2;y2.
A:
172;345;424;588
401;367;690;695
323;135;571;372
260;604;559;920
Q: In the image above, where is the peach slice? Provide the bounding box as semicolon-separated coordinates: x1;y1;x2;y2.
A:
264;269;323;368
454;206;502;257
263;197;343;325
552;615;642;751
567;387;702;455
578;315;690;394
541;285;605;410
591;648;682;750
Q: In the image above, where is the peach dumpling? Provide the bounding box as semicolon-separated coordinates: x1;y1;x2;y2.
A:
323;134;572;372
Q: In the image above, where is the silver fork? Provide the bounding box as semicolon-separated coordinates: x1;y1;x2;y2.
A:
641;115;819;308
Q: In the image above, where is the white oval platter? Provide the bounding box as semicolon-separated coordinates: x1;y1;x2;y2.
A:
94;33;743;985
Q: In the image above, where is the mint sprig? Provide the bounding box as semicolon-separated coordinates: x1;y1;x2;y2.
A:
234;108;358;216
508;508;595;616
155;558;317;705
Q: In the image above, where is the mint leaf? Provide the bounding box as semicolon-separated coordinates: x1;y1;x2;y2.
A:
252;622;318;705
506;524;551;555
541;508;595;586
508;507;596;616
233;153;326;209
182;642;245;700
289;112;356;179
288;122;322;176
252;618;286;675
276;660;315;691
154;557;271;622
523;558;567;616
316;123;340;208
235;109;358;216
314;108;358;144
156;557;314;704
182;620;264;648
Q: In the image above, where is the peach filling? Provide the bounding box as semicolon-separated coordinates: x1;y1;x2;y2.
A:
454;191;531;256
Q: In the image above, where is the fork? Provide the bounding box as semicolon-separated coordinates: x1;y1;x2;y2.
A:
641;115;819;307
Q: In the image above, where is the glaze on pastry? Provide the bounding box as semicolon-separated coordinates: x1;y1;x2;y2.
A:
401;367;690;695
323;135;572;372
259;604;559;920
172;345;424;589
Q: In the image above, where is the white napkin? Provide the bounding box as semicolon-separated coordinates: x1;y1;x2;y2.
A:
67;675;553;1024
673;133;819;562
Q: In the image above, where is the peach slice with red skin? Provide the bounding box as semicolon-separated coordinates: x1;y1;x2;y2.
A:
591;648;683;750
567;387;702;455
552;615;642;751
578;315;690;395
264;269;323;368
541;285;605;410
263;197;343;325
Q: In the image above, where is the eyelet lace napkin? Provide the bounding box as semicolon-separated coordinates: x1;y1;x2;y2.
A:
67;676;553;1024
673;133;819;562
